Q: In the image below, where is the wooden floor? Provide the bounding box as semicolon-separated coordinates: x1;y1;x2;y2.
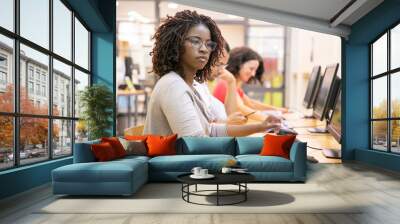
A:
1;162;400;224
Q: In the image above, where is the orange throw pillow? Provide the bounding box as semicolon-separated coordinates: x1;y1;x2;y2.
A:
146;134;178;157
101;137;126;158
91;142;117;162
260;134;296;159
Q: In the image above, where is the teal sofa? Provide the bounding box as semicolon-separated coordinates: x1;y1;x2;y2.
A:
52;137;307;196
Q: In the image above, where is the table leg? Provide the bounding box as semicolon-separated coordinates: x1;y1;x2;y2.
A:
195;184;197;192
181;184;184;200
127;95;131;127
245;183;247;201
134;95;138;125
187;184;190;202
217;184;219;206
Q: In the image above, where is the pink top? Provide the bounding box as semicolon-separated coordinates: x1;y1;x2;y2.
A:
213;80;244;103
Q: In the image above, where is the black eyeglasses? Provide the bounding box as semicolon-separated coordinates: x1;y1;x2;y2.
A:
185;36;217;51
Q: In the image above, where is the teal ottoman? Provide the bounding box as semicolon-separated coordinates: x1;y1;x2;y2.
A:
52;156;148;196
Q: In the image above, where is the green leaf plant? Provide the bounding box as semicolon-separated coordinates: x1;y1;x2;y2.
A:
79;84;114;140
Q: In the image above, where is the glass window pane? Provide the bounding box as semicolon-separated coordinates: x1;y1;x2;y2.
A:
391;72;400;118
0;35;14;112
74;69;89;118
20;0;49;49
75;18;89;70
53;0;72;60
53;59;72;117
391;120;400;153
20;44;49;115
372;77;387;119
391;24;400;70
372;121;388;151
0;0;14;31
372;34;387;76
20;117;49;165
75;120;88;143
0;116;14;170
53;119;72;158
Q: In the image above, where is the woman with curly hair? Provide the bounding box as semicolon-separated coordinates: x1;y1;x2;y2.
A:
213;47;288;122
143;10;281;137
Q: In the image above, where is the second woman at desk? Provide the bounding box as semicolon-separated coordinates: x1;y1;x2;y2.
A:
143;10;280;137
213;47;288;121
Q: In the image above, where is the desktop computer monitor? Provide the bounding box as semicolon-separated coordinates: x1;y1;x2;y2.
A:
303;66;321;109
327;88;341;143
313;64;339;121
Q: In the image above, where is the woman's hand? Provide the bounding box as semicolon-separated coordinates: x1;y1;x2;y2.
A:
262;114;282;132
218;68;236;84
279;107;289;113
226;112;248;125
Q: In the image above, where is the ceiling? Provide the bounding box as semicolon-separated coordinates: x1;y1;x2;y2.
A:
117;0;384;38
226;0;353;22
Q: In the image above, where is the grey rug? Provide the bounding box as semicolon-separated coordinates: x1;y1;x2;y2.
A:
38;183;361;214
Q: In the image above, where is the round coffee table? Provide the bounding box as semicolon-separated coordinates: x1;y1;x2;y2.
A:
177;173;255;206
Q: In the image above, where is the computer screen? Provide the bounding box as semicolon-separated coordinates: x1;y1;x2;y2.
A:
328;88;341;143
313;63;339;121
303;66;321;109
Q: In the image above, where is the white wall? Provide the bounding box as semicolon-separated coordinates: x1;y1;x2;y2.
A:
285;27;341;112
218;24;245;48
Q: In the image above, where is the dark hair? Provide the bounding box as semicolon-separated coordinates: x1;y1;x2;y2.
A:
226;47;260;78
224;40;230;53
251;52;264;84
150;10;224;82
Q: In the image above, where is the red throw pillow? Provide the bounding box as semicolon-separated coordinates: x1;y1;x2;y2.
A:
124;135;148;141
91;142;117;162
101;137;126;158
260;134;296;159
146;134;178;157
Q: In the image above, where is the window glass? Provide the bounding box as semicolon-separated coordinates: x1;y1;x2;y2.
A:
391;72;400;118
0;35;14;112
0;0;14;31
20;44;49;115
53;0;72;60
74;18;89;69
74;69;89;118
372;34;387;76
53;119;72;158
372;77;387;119
0;0;92;169
0;116;14;170
372;121;388;152
20;0;49;49
391;24;400;70
75;120;88;143
20;117;49;165
53;59;72;117
391;120;400;153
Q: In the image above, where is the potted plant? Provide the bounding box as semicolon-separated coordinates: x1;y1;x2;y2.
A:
79;84;114;140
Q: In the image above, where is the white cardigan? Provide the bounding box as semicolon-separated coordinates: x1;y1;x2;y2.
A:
193;80;227;122
143;71;227;137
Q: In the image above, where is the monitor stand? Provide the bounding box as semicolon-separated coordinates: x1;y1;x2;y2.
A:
322;148;341;159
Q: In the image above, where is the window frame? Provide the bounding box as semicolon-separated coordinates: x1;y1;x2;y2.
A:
0;0;92;171
370;20;400;154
